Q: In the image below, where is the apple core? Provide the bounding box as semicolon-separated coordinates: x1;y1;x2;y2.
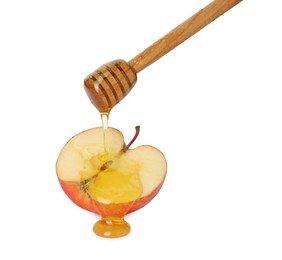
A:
81;152;143;237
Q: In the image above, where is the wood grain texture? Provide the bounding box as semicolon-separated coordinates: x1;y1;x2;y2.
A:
84;0;242;113
128;0;242;73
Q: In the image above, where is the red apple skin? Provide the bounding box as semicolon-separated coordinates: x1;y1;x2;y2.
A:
58;179;99;213
58;177;166;215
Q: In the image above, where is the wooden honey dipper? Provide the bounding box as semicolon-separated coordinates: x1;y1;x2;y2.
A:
84;0;242;113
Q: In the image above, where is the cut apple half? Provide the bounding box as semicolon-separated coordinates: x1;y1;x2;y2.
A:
56;127;167;216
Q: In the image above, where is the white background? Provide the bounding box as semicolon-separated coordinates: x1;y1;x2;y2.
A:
1;0;281;259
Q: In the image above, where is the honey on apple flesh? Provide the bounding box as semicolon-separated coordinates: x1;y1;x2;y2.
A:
78;113;142;238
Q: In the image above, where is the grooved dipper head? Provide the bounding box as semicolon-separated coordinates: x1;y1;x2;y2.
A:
84;59;137;113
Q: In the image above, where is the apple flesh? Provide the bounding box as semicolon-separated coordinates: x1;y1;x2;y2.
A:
56;127;167;216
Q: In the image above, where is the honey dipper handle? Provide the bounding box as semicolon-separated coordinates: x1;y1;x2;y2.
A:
128;0;242;73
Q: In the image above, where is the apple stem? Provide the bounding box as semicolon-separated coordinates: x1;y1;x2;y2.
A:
122;126;140;152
